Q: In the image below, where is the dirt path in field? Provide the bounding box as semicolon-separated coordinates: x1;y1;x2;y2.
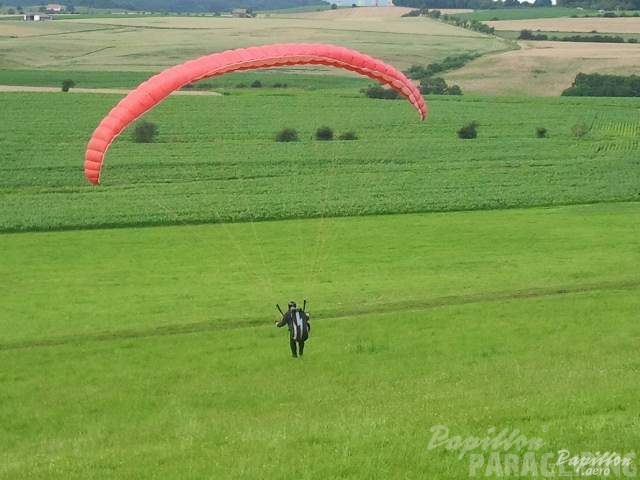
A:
2;277;638;351
0;85;222;95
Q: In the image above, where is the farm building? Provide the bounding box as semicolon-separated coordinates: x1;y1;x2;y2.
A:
46;3;64;11
23;13;52;21
232;8;252;17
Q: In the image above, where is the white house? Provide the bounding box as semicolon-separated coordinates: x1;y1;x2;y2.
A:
23;13;52;21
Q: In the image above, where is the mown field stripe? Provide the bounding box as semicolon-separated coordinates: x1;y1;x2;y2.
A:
0;198;635;235
2;278;637;351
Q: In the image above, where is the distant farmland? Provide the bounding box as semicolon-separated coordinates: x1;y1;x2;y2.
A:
0;10;506;72
445;41;640;96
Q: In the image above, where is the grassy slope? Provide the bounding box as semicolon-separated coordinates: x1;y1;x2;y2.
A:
1;201;638;342
1;91;639;231
1;202;639;478
0;15;506;71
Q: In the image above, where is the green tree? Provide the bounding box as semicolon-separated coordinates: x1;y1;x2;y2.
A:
420;77;448;95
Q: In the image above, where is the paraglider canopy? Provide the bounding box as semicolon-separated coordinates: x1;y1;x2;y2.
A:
84;43;427;185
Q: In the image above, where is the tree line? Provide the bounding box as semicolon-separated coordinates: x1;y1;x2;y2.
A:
519;29;638;43
562;73;640;97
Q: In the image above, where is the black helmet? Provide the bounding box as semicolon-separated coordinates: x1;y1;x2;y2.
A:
288;301;296;308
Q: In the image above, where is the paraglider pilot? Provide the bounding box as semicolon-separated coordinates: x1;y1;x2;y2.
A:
276;301;311;358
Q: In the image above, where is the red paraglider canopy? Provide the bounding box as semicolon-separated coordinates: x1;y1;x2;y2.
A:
84;43;427;185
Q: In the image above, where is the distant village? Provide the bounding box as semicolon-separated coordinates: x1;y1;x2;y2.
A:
22;3;63;20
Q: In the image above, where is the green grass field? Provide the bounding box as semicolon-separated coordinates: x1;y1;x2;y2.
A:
1;202;639;478
0;68;369;88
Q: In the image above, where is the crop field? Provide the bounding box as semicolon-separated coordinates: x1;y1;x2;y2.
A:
1;90;639;232
0;10;507;72
445;40;640;95
285;5;412;18
0;69;368;89
3;7;639;96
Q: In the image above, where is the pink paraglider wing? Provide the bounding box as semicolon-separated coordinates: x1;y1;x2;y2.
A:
84;43;427;185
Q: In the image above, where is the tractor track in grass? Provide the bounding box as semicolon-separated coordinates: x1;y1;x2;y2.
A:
1;278;638;352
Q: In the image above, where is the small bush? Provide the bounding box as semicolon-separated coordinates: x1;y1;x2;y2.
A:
276;128;298;142
536;127;548;138
133;120;158;143
250;80;262;88
273;82;288;88
448;84;463;95
401;8;422;17
235;83;247;88
61;79;75;92
362;85;400;100
571;123;589;138
339;131;358;141
518;29;548;40
457;121;478;139
315;126;334;141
